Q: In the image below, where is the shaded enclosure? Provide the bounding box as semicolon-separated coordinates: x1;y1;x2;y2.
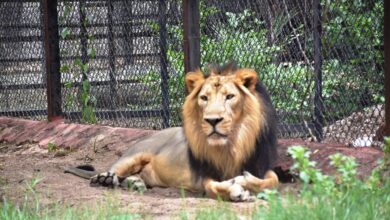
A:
0;0;385;146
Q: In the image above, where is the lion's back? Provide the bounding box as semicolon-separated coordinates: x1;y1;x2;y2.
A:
120;127;189;161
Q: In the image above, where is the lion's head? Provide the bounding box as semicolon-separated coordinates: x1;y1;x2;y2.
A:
183;65;271;178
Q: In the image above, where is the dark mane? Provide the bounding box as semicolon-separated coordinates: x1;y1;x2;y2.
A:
206;61;238;77
243;80;278;178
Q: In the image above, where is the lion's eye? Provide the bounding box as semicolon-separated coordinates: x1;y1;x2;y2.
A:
200;95;208;101
226;94;235;100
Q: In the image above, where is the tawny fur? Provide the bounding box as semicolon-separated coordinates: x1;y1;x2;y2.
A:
183;68;267;179
66;64;279;201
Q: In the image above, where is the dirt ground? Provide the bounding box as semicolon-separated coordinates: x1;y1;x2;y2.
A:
0;142;269;218
0;138;384;218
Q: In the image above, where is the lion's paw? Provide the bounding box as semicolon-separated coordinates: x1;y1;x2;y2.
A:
90;171;120;187
120;175;147;193
228;184;255;202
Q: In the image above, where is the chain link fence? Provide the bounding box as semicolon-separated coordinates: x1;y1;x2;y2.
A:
57;0;184;129
0;1;47;119
0;0;385;146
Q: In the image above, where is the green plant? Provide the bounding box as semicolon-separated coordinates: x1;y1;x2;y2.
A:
287;141;390;196
59;2;97;124
287;146;335;194
322;0;383;64
321;0;384;119
25;175;42;194
47;142;58;153
329;153;358;187
144;1;386;127
251;144;390;220
368;136;390;187
0;198;142;220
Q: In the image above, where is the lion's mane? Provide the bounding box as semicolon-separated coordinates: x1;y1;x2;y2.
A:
182;63;277;181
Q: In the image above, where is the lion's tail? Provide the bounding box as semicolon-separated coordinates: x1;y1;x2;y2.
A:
64;164;98;179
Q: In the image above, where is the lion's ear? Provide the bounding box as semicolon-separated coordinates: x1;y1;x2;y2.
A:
235;68;258;91
185;69;205;93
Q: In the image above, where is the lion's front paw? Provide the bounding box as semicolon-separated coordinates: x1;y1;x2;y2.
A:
228;184;255;202
90;171;120;187
90;172;146;192
120;175;147;193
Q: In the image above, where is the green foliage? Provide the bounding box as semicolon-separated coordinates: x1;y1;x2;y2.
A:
59;3;97;124
1;140;390;219
287;142;390;200
322;0;383;63
191;206;237;220
25;175;42;194
321;0;384;119
253;183;390;220
368;137;390;187
330;153;358;187
200;9;281;67
384;137;390;161
80;79;97;124
165;6;281;72
262;64;313;122
47;142;58;152
136;70;185;108
162;1;384;124
253;144;390;220
287;146;335;194
287;145;373;194
0;199;142;220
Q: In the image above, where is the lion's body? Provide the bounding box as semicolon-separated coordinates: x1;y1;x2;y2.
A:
65;64;279;201
110;127;201;190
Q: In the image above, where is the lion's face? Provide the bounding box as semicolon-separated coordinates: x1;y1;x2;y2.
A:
183;67;263;146
182;67;265;177
196;74;244;146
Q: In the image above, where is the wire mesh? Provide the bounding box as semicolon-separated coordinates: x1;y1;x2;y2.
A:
195;0;384;146
57;0;184;129
0;1;46;120
0;0;385;146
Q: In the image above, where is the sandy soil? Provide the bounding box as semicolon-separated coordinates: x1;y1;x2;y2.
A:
0;139;384;218
0;142;271;218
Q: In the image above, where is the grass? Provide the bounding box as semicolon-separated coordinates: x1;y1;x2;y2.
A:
2;138;390;220
253;182;390;220
0;196;142;220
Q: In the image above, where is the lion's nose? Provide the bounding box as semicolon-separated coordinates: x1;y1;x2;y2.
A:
204;117;224;126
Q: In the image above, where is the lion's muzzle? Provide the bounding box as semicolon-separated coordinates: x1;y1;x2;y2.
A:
204;117;224;126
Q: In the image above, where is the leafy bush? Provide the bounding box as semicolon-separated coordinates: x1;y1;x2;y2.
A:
252;138;390;220
155;0;384;125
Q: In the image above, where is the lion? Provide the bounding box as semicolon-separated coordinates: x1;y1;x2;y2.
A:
65;63;279;201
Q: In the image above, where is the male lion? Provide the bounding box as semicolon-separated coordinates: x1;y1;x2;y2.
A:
65;64;279;201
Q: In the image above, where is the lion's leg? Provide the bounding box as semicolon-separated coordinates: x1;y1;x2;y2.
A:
202;178;254;202
90;153;152;191
233;170;279;194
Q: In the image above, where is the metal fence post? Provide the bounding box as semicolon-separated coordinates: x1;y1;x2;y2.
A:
385;0;390;137
79;1;88;82
313;0;324;141
107;0;118;109
123;1;133;65
183;0;200;75
43;0;62;121
159;0;169;128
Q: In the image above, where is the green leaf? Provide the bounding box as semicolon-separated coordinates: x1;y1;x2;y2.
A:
82;80;90;92
74;58;83;67
81;63;89;74
60;64;70;73
299;171;310;183
87;48;96;58
60;27;70;39
64;82;72;88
